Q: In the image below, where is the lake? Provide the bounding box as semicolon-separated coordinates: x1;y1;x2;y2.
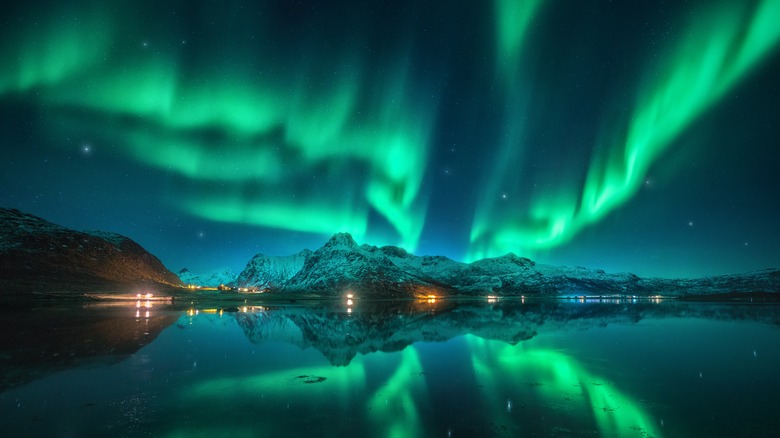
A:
1;298;778;437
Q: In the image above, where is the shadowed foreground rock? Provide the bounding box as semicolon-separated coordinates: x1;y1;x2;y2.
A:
0;208;183;298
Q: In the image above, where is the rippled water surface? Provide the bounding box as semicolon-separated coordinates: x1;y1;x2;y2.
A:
1;299;778;437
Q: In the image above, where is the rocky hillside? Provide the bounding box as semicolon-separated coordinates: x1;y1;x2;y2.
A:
235;232;780;297
0;208;183;295
283;234;431;297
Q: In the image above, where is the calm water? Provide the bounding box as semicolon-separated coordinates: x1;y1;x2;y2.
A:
1;299;778;437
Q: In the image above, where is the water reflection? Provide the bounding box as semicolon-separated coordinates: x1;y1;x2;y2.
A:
232;299;780;366
1;299;778;436
180;319;661;436
467;336;660;437
0;301;178;390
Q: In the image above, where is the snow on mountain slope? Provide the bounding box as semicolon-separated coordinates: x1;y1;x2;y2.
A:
178;267;237;287
283;233;428;296
233;249;313;289
233;232;780;297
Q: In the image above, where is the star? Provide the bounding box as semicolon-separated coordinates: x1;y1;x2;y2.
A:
197;231;205;239
501;193;508;200
81;143;92;154
688;221;694;227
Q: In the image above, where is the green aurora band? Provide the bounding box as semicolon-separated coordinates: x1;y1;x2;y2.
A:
2;1;778;261
468;0;780;261
470;0;544;262
0;2;437;251
494;0;542;83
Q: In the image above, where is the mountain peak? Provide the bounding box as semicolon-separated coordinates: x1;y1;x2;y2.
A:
323;232;358;249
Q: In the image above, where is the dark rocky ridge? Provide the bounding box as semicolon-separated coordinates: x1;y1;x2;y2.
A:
0;208;183;295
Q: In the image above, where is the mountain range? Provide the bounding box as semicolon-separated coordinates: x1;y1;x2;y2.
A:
233;232;780;297
2;207;778;298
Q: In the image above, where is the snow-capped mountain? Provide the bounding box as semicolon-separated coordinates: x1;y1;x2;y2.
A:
178;267;238;287
233;249;313;289
283;233;429;296
235;232;780;297
0;208;183;294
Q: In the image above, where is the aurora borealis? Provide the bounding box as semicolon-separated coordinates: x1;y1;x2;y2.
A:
2;0;779;277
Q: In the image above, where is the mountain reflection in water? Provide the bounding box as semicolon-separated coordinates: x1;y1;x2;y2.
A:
0;300;179;391
1;298;778;437
232;299;779;366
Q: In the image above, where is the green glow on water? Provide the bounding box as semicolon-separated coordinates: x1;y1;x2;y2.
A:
469;0;780;260
467;335;662;437
188;361;368;405
366;348;428;438
178;328;661;436
183;344;428;437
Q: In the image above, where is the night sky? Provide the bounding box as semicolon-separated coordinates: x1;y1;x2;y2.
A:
2;0;779;278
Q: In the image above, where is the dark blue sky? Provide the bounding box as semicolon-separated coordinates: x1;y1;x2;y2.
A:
2;0;779;278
